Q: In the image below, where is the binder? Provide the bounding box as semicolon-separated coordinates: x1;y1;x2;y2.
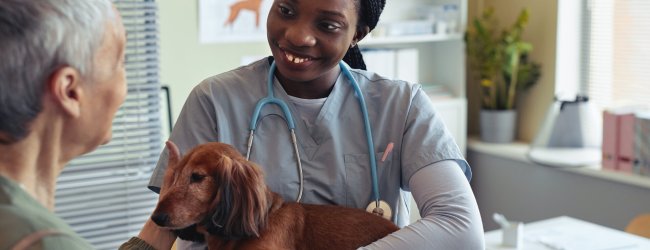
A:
636;113;650;176
619;114;636;172
602;110;635;173
602;111;618;170
395;48;419;83
362;48;419;84
362;49;395;79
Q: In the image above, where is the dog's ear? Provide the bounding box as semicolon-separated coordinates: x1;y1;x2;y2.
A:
207;155;269;239
166;140;181;169
161;141;182;195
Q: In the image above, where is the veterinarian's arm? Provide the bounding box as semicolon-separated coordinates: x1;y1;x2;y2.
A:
359;160;485;250
120;219;176;250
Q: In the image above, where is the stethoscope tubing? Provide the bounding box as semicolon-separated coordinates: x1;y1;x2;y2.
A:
247;62;305;202
246;61;379;208
339;63;381;208
249;63;296;130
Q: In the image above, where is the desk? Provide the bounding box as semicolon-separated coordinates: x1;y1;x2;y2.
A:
484;216;650;250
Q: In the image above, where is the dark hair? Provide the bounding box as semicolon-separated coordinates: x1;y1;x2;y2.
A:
342;0;386;70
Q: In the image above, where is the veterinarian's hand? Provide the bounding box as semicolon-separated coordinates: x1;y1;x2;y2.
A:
136;219;177;250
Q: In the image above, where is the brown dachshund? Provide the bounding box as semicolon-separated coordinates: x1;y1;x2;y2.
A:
152;141;399;250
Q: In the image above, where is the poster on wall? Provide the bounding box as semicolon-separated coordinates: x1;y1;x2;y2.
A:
199;0;273;43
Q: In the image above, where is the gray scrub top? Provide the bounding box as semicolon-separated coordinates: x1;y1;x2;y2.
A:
149;58;470;227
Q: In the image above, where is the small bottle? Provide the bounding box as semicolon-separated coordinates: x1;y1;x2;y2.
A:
443;4;459;34
433;5;446;34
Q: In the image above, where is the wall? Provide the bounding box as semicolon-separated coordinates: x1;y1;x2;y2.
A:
159;0;558;141
466;0;557;142
158;0;271;121
469;147;650;231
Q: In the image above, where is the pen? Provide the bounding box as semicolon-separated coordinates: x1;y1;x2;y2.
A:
381;142;394;162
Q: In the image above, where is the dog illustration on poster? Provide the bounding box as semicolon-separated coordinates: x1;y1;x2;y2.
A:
224;0;263;28
199;0;272;43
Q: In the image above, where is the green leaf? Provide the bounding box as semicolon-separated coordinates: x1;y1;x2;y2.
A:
466;7;541;110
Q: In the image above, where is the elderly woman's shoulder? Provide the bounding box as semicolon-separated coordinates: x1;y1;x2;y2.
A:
0;206;93;249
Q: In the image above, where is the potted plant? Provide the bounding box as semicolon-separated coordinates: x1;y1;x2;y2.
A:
466;7;541;143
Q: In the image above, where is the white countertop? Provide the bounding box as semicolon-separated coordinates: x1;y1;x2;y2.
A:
468;137;650;190
484;216;650;250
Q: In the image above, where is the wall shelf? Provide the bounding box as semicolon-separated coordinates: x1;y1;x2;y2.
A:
355;0;467;154
360;33;464;46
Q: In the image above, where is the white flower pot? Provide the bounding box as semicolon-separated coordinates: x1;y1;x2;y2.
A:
480;109;517;143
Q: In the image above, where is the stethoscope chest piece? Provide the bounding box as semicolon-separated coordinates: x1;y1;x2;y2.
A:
366;200;392;220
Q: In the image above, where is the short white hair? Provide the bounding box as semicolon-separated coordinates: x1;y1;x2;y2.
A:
0;0;116;144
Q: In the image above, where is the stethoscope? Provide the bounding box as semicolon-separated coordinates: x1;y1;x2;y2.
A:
245;60;391;219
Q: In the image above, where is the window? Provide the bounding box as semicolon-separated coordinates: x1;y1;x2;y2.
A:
54;1;162;249
556;0;650;109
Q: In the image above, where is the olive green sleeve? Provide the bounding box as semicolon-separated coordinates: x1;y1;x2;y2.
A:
118;237;157;250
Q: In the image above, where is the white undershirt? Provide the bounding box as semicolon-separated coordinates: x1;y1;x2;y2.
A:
287;95;327;127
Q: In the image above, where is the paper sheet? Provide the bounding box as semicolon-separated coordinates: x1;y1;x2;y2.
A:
522;218;645;250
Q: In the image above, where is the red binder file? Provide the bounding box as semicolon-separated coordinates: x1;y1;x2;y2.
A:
602;110;635;173
618;114;636;172
602;111;618;170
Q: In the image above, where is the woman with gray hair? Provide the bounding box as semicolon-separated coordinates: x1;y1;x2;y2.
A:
0;0;174;249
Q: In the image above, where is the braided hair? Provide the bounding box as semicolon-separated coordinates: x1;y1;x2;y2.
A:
342;0;386;70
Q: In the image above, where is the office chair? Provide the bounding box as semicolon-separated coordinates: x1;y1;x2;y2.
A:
626;213;650;239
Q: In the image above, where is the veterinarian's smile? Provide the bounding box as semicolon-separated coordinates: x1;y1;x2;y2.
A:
276;46;316;70
284;51;312;64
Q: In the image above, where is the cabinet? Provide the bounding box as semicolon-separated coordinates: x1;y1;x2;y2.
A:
359;0;467;223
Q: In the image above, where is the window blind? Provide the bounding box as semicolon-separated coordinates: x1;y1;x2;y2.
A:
582;0;650;109
54;1;161;249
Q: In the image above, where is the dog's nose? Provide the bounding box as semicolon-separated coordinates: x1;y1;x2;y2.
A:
151;213;169;227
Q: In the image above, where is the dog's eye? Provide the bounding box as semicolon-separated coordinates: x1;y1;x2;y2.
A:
190;173;205;183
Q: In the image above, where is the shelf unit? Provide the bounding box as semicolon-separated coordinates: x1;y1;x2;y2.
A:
359;0;468;154
361;33;463;45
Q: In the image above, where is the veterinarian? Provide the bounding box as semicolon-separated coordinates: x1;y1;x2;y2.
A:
0;0;176;249
150;0;485;249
